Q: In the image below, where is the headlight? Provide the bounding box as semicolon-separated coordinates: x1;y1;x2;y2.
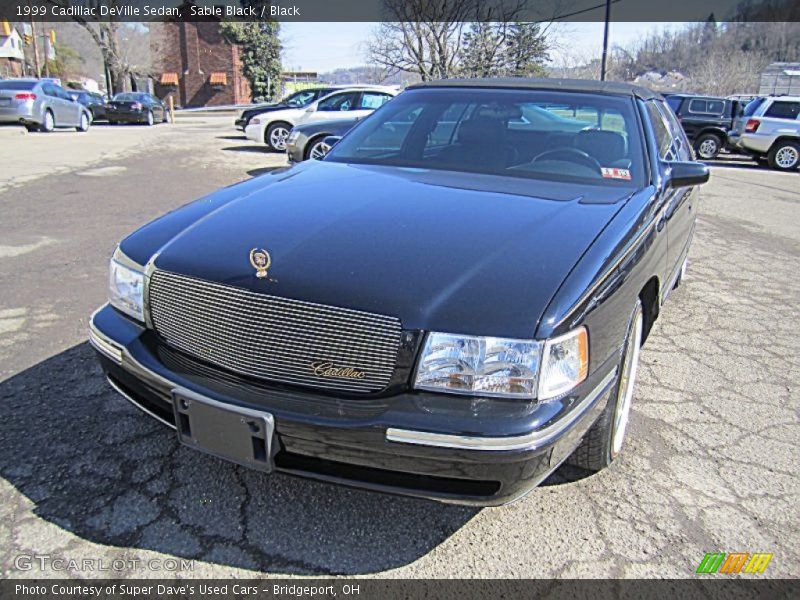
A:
286;130;300;145
537;327;588;400
414;332;543;399
108;249;144;322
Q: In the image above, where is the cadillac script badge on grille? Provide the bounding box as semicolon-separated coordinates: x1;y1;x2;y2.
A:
249;248;271;279
311;361;367;380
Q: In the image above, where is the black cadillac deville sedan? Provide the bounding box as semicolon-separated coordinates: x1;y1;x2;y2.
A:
90;79;709;506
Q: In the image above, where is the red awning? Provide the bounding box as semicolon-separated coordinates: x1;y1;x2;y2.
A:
160;72;179;85
209;72;228;86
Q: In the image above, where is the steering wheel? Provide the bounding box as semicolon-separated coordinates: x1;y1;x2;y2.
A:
531;147;602;172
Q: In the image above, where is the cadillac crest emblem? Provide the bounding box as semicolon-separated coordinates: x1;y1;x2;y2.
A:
249;247;272;279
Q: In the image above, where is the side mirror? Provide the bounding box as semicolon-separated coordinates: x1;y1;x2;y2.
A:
665;161;709;188
323;135;342;148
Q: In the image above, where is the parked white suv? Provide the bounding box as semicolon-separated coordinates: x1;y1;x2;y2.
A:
245;86;398;151
729;95;800;170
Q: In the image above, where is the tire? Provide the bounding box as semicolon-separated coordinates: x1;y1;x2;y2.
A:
767;141;800;171
305;137;331;161
41;109;55;133
694;133;722;160
568;299;643;472
76;112;90;132
266;122;291;152
145;110;154;126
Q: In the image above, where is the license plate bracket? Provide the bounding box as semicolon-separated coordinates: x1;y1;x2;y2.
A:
172;387;274;472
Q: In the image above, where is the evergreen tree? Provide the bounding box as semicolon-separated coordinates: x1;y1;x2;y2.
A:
460;23;504;78
220;3;282;102
503;23;549;77
460;22;549;78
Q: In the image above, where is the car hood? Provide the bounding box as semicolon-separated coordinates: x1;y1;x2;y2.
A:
145;162;629;338
243;103;288;116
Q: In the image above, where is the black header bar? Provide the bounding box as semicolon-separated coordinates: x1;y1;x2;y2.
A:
1;0;799;23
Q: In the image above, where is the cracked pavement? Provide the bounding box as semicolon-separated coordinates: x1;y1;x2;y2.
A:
0;119;797;578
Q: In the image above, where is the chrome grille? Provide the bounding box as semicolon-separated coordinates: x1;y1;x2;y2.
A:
148;270;402;393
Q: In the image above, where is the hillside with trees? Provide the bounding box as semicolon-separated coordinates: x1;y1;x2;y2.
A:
606;21;800;95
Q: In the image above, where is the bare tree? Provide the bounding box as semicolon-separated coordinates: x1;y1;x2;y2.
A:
367;0;561;81
45;1;151;93
367;0;474;81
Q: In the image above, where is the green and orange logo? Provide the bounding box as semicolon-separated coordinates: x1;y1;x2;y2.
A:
696;552;773;574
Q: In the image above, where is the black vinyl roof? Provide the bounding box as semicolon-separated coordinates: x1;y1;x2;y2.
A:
408;77;661;100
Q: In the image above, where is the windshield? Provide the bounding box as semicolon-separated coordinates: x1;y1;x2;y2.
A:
283;90;320;108
327;88;645;187
742;97;765;117
0;81;36;91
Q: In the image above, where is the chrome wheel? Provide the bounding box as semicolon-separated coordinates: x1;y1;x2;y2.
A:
697;138;718;159
611;304;643;456
78;113;89;132
146;110;154;126
308;139;330;160
269;126;290;151
42;110;54;132
775;146;799;169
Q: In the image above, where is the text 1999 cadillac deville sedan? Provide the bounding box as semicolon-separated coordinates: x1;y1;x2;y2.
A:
89;79;709;505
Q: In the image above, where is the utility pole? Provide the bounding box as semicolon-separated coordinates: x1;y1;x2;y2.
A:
30;18;41;78
43;36;50;77
600;0;611;81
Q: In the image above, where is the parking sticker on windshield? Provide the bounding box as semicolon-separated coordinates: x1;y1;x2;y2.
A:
601;168;632;180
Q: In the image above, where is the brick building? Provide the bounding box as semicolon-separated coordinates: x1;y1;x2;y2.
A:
154;18;251;108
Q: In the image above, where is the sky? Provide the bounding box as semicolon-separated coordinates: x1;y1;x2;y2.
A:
280;22;687;73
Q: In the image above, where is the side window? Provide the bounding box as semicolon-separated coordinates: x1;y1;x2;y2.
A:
645;102;674;160
318;92;358;112
688;99;725;115
764;101;800;120
42;83;58;97
359;92;392;110
688;99;707;114
657;101;693;161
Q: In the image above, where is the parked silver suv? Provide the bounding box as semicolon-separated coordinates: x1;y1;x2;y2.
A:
729;95;800;170
0;79;92;133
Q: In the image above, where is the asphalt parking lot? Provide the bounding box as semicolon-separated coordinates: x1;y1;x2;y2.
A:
0;117;797;578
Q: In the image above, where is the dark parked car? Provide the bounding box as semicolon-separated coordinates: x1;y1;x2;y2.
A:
235;88;338;130
90;79;708;506
68;90;107;121
664;93;742;159
286;117;360;162
105;92;168;125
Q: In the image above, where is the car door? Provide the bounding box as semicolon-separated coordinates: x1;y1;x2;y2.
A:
57;86;81;125
42;83;65;124
147;95;164;120
680;98;726;141
650;100;697;294
299;91;361;125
